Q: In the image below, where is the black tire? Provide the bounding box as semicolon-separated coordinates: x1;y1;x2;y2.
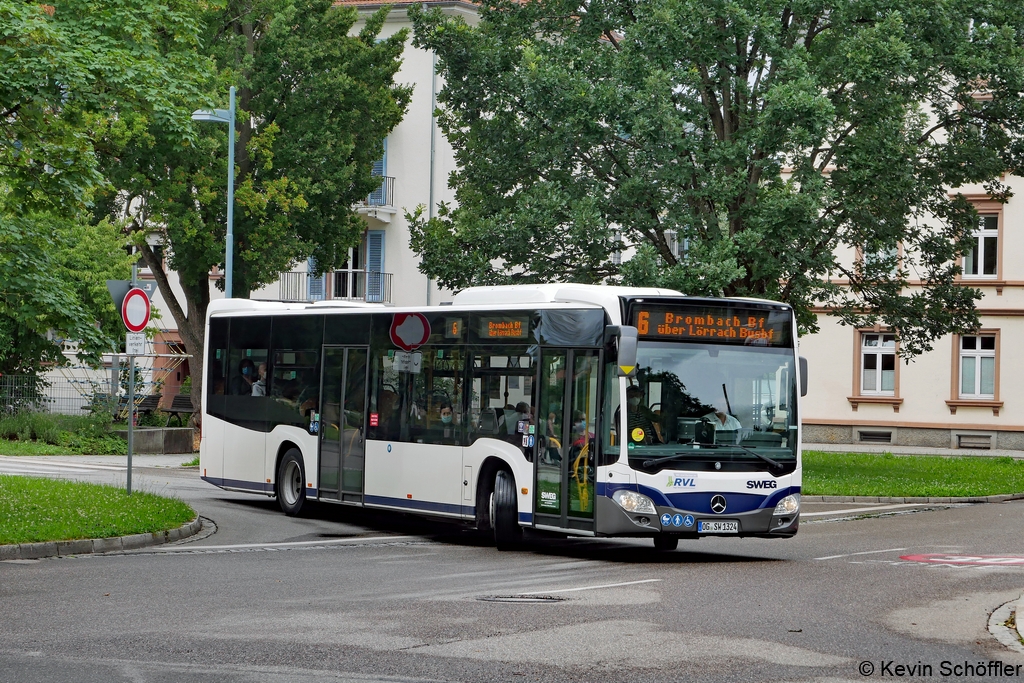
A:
653;535;679;551
276;448;306;516
491;469;522;550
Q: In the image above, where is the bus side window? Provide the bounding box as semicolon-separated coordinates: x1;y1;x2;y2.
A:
206;318;229;420
467;346;536;453
268;315;324;430
223;316;271;430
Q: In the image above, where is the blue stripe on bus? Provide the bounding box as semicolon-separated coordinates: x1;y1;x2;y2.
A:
202;475;273;493
364;495;475;517
518;512;533;524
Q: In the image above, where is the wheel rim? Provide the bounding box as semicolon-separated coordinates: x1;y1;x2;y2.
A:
283;460;301;506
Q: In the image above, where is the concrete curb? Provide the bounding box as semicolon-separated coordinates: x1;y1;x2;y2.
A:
0;516;202;561
1018;596;1023;645
801;493;1024;504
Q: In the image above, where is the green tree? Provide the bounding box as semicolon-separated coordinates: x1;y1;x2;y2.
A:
409;0;1024;356
0;0;207;374
96;0;411;420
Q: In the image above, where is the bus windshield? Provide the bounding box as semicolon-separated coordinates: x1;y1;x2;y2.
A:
619;341;798;473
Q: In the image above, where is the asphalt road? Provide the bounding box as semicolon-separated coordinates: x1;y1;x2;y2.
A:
1;456;1023;683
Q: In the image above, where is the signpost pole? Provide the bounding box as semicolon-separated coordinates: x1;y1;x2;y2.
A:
127;261;137;496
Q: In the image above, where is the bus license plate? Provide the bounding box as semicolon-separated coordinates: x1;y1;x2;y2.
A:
698;520;738;533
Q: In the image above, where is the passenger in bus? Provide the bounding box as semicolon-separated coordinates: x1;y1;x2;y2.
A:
230;359;257;395
376;388;400;439
252;363;267;397
626;385;661;444
436;400;458;443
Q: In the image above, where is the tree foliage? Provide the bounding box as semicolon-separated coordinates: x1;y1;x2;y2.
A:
409;0;1024;356
96;0;411;417
0;0;206;374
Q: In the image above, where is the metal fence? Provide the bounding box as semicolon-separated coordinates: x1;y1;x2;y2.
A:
279;270;393;304
0;375;120;416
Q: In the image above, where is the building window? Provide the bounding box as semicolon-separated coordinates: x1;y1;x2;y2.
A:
863;246;899;277
959;334;996;399
861;333;896;395
963;215;998;278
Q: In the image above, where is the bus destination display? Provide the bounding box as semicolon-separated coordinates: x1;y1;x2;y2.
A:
479;316;529;339
632;305;790;346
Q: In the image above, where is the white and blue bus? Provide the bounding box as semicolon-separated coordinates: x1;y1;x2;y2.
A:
200;284;805;549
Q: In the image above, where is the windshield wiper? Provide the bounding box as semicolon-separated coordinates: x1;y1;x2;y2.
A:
641;443;782;470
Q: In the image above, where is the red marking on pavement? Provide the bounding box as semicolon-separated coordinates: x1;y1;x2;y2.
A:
900;553;1024;565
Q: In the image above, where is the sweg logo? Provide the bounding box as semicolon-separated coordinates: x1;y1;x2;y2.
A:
746;480;778;489
541;491;557;500
666;476;697;488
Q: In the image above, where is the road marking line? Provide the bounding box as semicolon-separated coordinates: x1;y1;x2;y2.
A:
149;535;419;551
0;456;125;471
814;547;908;561
802;503;925;518
521;578;662;594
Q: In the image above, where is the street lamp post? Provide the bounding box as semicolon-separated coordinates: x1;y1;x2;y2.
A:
191;85;236;298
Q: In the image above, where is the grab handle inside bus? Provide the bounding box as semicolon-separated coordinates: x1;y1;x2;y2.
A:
606;325;638;377
799;356;808;397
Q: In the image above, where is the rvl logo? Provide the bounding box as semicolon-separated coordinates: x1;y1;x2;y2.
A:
746;480;778;490
666;476;697;488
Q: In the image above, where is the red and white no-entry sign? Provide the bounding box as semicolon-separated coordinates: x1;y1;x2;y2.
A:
121;287;151;333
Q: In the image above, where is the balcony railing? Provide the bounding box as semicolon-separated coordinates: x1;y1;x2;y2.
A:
364;176;394;207
279;270;392;304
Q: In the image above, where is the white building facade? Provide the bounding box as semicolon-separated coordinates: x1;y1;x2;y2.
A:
801;178;1024;451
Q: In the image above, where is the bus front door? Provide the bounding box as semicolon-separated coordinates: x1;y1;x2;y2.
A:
535;349;600;531
318;346;368;503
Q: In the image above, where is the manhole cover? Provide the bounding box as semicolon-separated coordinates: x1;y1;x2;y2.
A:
477;595;566;604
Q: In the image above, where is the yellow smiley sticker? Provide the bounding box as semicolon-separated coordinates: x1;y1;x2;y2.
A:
631;427;645;442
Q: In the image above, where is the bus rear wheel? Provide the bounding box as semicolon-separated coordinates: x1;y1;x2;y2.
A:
491;469;522;550
653;535;678;551
276;448;306;516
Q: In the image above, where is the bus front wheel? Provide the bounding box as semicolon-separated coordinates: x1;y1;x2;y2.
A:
491;470;522;550
276;448;306;516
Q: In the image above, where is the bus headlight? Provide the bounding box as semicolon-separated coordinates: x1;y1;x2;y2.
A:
773;494;800;515
613;490;657;515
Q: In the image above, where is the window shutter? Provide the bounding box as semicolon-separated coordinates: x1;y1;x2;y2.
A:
366;231;385;302
307;257;325;301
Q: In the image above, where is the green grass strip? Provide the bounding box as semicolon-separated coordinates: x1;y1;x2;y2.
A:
803;451;1024;497
0;440;78;456
0;475;195;545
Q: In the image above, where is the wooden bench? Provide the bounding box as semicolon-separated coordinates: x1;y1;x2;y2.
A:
165;394;195;426
118;393;162;420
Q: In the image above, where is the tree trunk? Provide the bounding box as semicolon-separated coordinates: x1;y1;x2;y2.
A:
138;242;210;435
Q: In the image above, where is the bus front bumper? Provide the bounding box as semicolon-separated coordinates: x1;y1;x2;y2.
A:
595;495;799;538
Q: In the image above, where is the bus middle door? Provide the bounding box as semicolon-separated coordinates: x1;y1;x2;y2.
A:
318;346;368;503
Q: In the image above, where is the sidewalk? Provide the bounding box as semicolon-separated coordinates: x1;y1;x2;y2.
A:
805;442;1024;459
9;454;197;468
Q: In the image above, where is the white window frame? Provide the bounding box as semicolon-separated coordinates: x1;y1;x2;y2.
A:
958;335;996;399
860;333;896;396
962;215;998;279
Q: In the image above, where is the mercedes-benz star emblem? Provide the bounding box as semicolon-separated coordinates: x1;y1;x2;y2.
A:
714;462;721;470
710;495;727;514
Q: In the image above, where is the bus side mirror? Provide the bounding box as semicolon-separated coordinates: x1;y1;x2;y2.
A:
606;325;638;377
799;356;808;397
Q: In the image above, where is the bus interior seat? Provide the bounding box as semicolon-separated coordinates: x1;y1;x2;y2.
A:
478;409;497;434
